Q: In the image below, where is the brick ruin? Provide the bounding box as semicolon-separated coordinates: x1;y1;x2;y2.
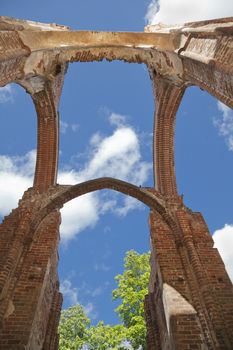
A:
0;15;233;349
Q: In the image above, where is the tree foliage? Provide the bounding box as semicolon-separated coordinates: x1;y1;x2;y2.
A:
87;322;127;350
112;250;150;349
59;250;150;350
58;304;90;350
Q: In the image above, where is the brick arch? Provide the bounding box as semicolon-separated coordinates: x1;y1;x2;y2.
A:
32;177;178;235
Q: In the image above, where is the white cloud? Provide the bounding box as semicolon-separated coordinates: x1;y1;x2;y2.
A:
90;287;103;297
83;302;97;319
60;279;78;305
0;85;15;103
80;128;140;179
0;173;31;216
58;119;151;241
99;199;117;214
60;278;97;319
217;102;232;118
71;123;79;132
214;101;233;151
109;112;127;127
90;132;103;146
0;150;35;216
77;281;107;299
145;0;233;25
213;224;233;282
59;193;99;242
79;126;151;184
0;114;151;242
145;0;159;24
114;196;142;217
60;120;79;134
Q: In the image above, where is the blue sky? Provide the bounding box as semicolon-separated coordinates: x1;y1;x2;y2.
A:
0;0;233;325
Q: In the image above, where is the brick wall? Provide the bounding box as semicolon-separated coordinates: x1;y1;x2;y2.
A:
0;190;61;349
145;209;233;349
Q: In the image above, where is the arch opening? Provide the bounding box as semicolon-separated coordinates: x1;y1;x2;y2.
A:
58;61;154;182
175;85;233;233
28;177;178;329
58;188;151;326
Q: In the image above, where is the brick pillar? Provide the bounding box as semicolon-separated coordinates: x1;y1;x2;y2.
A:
42;290;63;350
0;190;62;350
151;74;185;197
144;293;161;349
146;208;233;349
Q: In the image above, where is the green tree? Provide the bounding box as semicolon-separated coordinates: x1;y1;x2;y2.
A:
59;250;150;350
87;322;127;350
112;250;150;349
58;304;90;350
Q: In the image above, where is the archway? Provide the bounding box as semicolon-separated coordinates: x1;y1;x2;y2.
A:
32;177;178;235
175;86;233;232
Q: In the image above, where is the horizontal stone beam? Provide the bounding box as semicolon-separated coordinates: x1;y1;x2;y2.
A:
19;30;177;52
